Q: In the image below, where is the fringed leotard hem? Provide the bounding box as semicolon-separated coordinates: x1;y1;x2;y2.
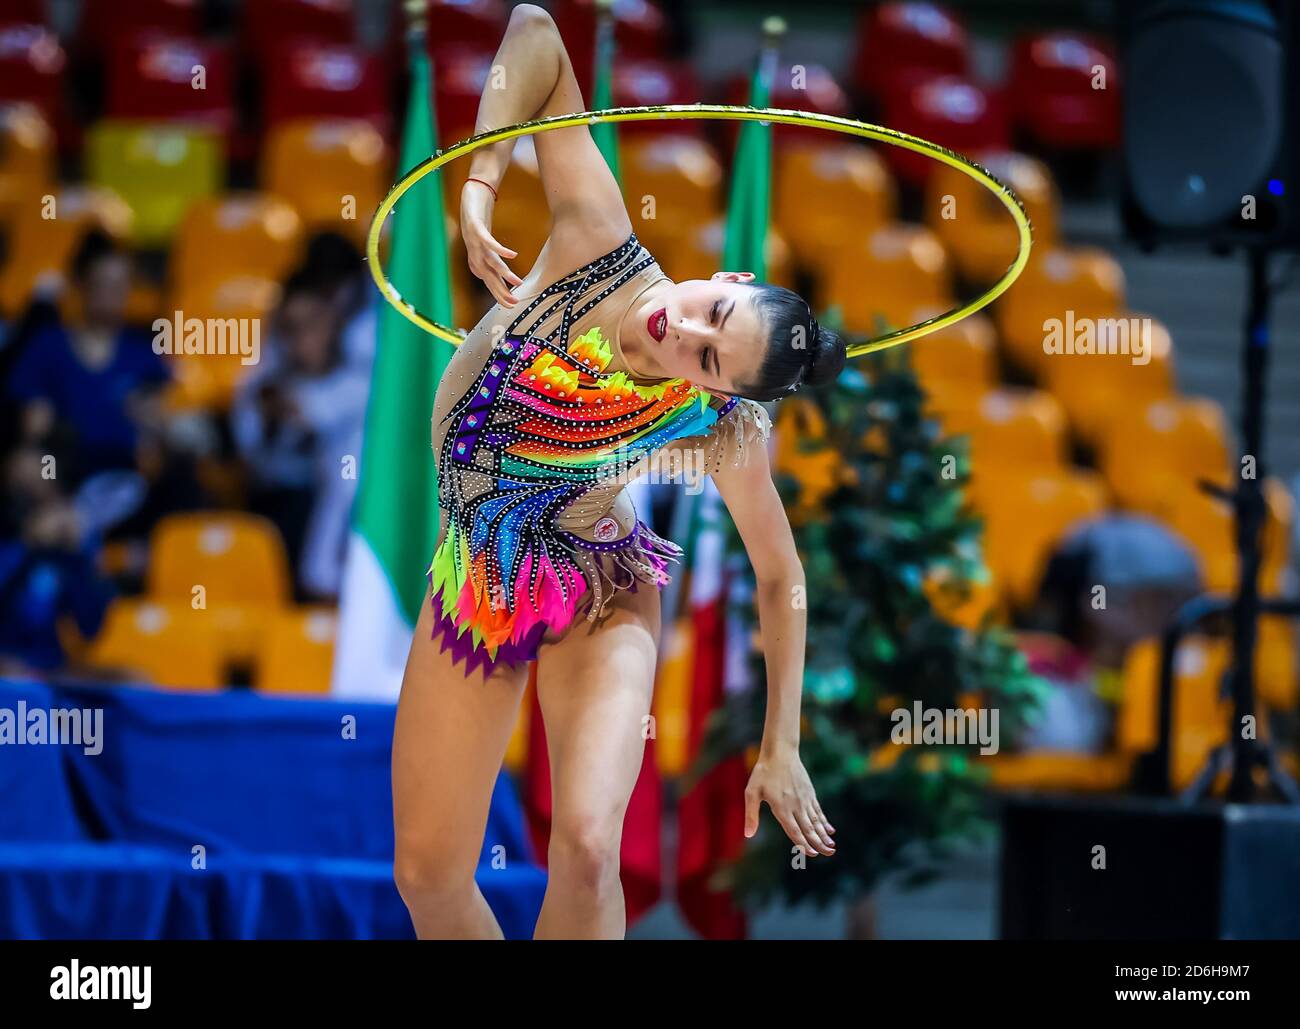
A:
427;516;682;680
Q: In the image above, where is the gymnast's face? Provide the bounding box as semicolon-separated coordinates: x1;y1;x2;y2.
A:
627;272;767;393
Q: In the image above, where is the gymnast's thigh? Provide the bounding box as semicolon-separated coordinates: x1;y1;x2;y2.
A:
391;584;531;867
532;577;661;829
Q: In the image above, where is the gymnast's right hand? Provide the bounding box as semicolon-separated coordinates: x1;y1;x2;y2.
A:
460;177;524;308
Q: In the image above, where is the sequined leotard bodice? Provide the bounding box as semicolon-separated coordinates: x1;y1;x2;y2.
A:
427;231;771;678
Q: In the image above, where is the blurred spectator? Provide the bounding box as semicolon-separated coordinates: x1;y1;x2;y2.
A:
300;230;378;368
232;268;369;601
0;442;114;676
1018;513;1204;753
5;230;170;480
0;289;63;461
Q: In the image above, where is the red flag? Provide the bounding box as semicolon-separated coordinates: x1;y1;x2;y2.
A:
675;578;749;939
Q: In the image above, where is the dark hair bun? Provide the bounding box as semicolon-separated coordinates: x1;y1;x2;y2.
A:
804;325;847;387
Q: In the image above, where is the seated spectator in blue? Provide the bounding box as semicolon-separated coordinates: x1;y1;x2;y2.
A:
0;443;114;676
5;230;170;479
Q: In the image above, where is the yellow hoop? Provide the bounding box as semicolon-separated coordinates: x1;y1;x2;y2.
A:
366;103;1033;359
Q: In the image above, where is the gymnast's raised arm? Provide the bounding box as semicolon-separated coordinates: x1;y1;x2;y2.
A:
460;4;633;308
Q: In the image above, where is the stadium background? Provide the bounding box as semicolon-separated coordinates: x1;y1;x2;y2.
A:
2;0;1298;939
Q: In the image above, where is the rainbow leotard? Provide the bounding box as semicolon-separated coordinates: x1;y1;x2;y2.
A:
427;233;770;678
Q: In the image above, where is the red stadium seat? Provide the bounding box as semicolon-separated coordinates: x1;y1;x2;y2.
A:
4;2;45;23
428;0;510;49
612;59;703;139
855;2;969;108
75;0;202;59
263;41;391;139
0;22;64;122
423;0;510;61
552;0;668;97
433;48;495;144
723;62;852;150
883;75;1009;187
242;0;355;66
1009;32;1121;150
105;35;235;136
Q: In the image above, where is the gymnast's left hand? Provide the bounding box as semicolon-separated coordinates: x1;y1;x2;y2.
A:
743;740;836;857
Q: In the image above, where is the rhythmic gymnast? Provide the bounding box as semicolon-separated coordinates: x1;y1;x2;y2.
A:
391;4;845;940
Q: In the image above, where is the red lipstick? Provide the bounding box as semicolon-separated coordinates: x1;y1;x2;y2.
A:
647;307;667;343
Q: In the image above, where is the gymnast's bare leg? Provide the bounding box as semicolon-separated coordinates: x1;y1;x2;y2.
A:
531;578;662;939
391;584;531;939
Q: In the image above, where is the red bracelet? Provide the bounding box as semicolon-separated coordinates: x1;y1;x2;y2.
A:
465;176;498;201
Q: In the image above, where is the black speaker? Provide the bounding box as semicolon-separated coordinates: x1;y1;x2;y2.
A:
1120;0;1300;250
1000;794;1300;939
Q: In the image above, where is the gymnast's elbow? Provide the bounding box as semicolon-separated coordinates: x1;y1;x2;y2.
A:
509;4;559;37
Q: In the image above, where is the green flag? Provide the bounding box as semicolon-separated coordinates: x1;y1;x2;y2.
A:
333;41;456;698
591;11;621;182
721;51;773;276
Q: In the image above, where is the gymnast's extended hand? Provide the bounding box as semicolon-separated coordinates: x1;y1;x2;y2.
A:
707;413;837;859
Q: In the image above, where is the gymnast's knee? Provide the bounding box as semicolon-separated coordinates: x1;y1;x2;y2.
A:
393;838;477;905
547;814;623;892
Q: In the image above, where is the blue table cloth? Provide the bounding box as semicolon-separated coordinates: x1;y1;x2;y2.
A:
0;678;546;939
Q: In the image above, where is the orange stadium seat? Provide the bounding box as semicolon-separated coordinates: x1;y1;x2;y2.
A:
164;193;306;410
774;142;897;279
906;306;998;392
0;185;134;316
261;118;387;248
928;386;1071;487
1149;478;1292;595
924;150;1060;284
1098;396;1234;513
170;192;305;309
146;512;293;665
667;215;796;289
995;244;1126;378
1257;615;1300;711
86;599;226;689
148;512;291;605
255;607;337;695
1115;630;1296;792
820;223;952;336
1041;312;1176;448
85;120;225;246
0;103;53;229
620;134;724;267
160;279;283;413
972;467;1109;610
